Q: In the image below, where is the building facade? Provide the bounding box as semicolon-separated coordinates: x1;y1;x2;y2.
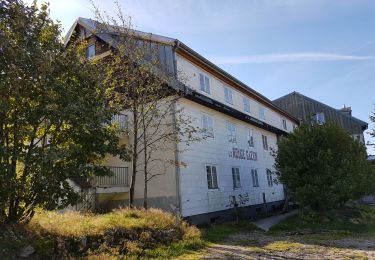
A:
65;18;299;224
273;92;368;143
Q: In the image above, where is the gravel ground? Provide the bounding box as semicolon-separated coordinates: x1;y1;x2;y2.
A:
203;231;375;259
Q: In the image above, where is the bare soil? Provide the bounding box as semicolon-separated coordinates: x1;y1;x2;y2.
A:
203;231;375;259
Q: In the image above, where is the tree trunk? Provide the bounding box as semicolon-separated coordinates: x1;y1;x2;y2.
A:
129;111;138;208
282;187;291;213
143;177;148;209
142;113;148;209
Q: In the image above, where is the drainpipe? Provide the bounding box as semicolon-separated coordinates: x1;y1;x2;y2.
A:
172;40;182;216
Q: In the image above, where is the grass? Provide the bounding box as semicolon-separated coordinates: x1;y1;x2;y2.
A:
3;205;374;258
0;208;205;259
30;208;184;237
263;241;304;251
202;221;259;243
270;205;375;236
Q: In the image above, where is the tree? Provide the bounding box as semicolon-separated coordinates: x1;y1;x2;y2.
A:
92;3;203;208
370;105;375;148
274;122;375;215
0;1;126;223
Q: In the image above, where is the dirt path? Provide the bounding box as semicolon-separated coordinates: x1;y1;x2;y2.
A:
203;231;375;259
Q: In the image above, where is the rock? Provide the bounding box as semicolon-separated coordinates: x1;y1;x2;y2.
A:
17;245;35;258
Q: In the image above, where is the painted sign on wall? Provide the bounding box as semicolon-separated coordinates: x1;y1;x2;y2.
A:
229;147;257;161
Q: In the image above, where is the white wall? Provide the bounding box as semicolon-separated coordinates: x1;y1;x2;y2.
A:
176;54;296;133
178;98;285;217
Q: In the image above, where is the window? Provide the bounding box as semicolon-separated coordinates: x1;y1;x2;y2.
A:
243;97;250;113
86;44;95;58
259;106;266;121
202;114;214;138
227;122;237;143
312;112;325;125
251;169;259;187
206;165;218;189
282;119;287;130
232;167;241;189
224;87;233;104
199;74;210;94
266;169;273;187
262;135;268;150
247;128;254;147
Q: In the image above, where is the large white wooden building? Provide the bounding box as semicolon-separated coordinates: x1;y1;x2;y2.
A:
66;18;299;224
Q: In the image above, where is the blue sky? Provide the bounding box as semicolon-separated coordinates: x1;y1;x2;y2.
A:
26;0;375;154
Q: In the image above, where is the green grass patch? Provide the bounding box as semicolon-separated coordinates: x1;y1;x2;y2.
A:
269;205;375;238
263;241;304;251
202;221;260;243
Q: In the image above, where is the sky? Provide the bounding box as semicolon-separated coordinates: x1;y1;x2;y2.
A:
25;0;375;154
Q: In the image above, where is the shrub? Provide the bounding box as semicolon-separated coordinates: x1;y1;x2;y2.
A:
275;123;375;215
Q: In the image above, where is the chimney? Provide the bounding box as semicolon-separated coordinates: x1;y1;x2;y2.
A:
340;105;352;116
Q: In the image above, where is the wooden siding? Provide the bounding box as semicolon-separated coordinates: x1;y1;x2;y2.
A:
273;92;367;135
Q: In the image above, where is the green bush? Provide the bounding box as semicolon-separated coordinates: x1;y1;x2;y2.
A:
275;123;375;215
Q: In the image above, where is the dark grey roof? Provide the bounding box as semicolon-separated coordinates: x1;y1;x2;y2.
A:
64;17;176;47
273;91;368;127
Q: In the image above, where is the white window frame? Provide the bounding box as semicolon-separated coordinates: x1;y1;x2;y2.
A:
262;135;268;150
266;169;273;187
259;106;266;121
202;114;214;138
243;97;250;113
224;87;233;104
251;169;259;187
282;119;287;130
227;122;237;143
206;165;218;189
232;167;241;189
199;73;210;94
247;128;254;148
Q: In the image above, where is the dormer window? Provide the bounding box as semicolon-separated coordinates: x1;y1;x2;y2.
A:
312;112;325;125
86;44;95;58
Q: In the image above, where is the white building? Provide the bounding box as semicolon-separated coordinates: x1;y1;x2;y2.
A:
65;18;299;224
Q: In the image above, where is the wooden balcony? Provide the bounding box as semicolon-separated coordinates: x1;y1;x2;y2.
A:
111;114;128;130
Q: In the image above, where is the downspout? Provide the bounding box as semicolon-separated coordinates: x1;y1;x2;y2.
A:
172;40;182;216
